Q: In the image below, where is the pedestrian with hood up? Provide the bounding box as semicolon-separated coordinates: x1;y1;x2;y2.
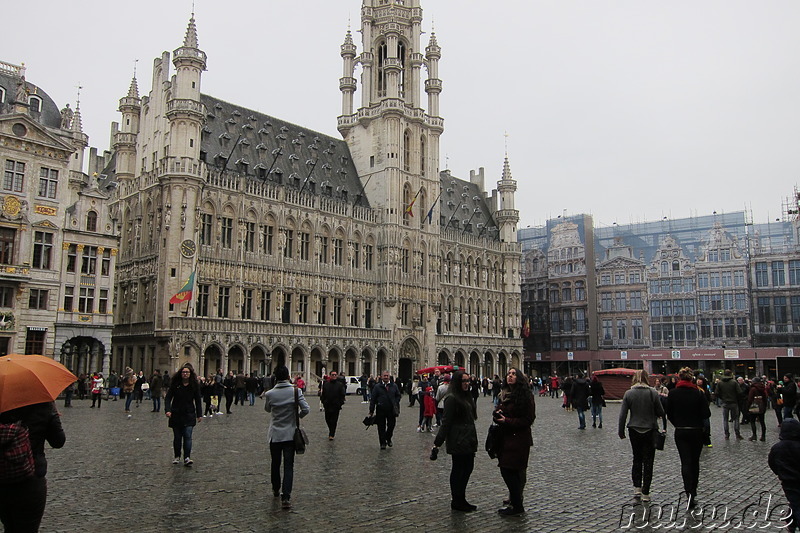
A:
768;418;800;533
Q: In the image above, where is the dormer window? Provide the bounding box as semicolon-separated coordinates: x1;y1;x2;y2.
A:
28;96;42;113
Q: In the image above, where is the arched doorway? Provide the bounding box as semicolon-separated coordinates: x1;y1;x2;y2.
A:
398;337;420;382
437;351;449;365
272;346;286;369
327;347;341;373
360;348;372;376
454;351;465;369
61;337;106;376
311;347;325;378
291;346;305;378
498;353;508;376
345;348;359;378
203;344;223;377
469;351;480;377
250;345;267;377
484;352;494;379
377;349;388;374
228;345;245;374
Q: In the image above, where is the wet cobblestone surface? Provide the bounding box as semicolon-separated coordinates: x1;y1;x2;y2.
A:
40;393;791;532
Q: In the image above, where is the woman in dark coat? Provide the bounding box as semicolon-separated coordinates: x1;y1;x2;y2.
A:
165;363;203;466
493;367;536;516
590;375;606;428
432;370;479;512
747;377;768;441
667;367;711;508
0;402;65;532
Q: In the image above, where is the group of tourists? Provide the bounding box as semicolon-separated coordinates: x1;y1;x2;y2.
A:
615;366;800;531
4;361;800;532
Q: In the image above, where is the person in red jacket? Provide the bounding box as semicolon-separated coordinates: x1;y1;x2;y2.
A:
421;387;436;432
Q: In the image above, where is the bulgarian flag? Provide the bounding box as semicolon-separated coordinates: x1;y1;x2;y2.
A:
169;272;196;304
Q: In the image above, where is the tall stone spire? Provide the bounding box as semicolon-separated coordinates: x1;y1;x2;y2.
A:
496;154;519;243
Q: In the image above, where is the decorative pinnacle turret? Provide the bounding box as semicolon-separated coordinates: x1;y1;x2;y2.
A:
72;101;83;133
183;13;199;49
127;76;139;99
502;156;513;182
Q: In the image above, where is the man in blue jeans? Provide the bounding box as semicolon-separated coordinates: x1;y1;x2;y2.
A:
714;369;744;439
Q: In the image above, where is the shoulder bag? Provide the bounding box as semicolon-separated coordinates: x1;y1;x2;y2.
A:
293;387;309;454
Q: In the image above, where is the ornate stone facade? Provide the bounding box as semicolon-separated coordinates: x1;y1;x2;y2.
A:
110;2;522;382
0;60;117;373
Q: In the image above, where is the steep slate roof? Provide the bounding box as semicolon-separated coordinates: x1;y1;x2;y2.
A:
0;71;62;129
200;94;368;207
438;170;499;239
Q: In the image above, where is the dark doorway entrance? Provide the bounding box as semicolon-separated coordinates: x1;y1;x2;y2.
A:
398;358;413;382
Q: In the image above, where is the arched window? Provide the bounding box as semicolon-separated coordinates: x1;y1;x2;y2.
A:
420;135;426;176
661;261;669;274
403;130;411;172
377;41;388;98
398;42;407;97
402;183;413;225
86;210;98;232
28;95;42;113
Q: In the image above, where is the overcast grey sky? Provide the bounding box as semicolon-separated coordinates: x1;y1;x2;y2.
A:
5;0;799;228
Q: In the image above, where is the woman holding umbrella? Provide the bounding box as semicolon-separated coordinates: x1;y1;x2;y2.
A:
0;354;70;532
165;363;203;466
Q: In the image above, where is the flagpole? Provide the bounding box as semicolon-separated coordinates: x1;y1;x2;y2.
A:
423;186;443;226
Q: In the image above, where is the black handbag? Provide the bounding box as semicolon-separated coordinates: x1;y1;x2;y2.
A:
485;423;503;459
293;387;309;454
654;430;666;451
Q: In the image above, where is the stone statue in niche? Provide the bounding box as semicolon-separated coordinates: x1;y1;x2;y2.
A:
164;209;171;229
180;209;187;229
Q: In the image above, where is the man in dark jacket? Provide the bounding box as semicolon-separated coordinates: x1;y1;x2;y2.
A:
570;373;591;429
369;371;401;449
321;371;346;440
150;370;163;412
768;418;800;533
779;374;798;422
714;369;743;439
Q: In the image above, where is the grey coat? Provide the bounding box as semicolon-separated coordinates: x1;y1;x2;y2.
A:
618;384;665;437
265;381;310;443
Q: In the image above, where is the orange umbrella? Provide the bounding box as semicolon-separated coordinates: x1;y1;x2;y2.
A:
0;354;77;413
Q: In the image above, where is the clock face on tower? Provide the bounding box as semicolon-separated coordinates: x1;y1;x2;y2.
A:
180;239;197;258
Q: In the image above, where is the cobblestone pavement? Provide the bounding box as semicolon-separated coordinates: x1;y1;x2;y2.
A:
39;392;791;532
